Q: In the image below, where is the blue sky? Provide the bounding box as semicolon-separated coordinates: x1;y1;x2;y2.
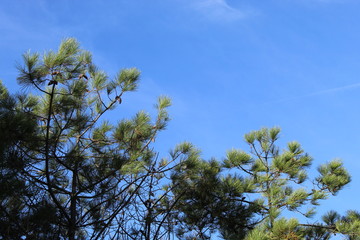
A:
1;0;360;237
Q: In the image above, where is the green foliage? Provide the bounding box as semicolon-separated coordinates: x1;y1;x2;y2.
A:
171;153;256;240
216;127;354;239
0;83;60;239
335;211;360;239
0;81;9;99
162;127;357;239
223;149;252;167
1;39;358;240
116;67;140;92
0;38;181;240
317;159;351;194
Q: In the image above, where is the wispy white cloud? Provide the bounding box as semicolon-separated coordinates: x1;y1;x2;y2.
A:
270;82;360;104
307;82;360;96
190;0;250;22
298;0;350;4
0;1;68;48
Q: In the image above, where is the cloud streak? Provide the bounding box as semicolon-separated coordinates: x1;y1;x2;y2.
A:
270;82;360;104
191;0;247;22
298;0;350;4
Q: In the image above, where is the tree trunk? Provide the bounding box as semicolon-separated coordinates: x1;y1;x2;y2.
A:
69;164;78;240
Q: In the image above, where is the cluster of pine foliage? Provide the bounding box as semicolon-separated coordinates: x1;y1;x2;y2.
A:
1;39;360;240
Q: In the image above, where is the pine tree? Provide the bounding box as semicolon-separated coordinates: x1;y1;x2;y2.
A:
170;144;257;240
2;39;359;240
170;127;358;239
0;80;53;239
222;127;355;239
0;38;184;239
